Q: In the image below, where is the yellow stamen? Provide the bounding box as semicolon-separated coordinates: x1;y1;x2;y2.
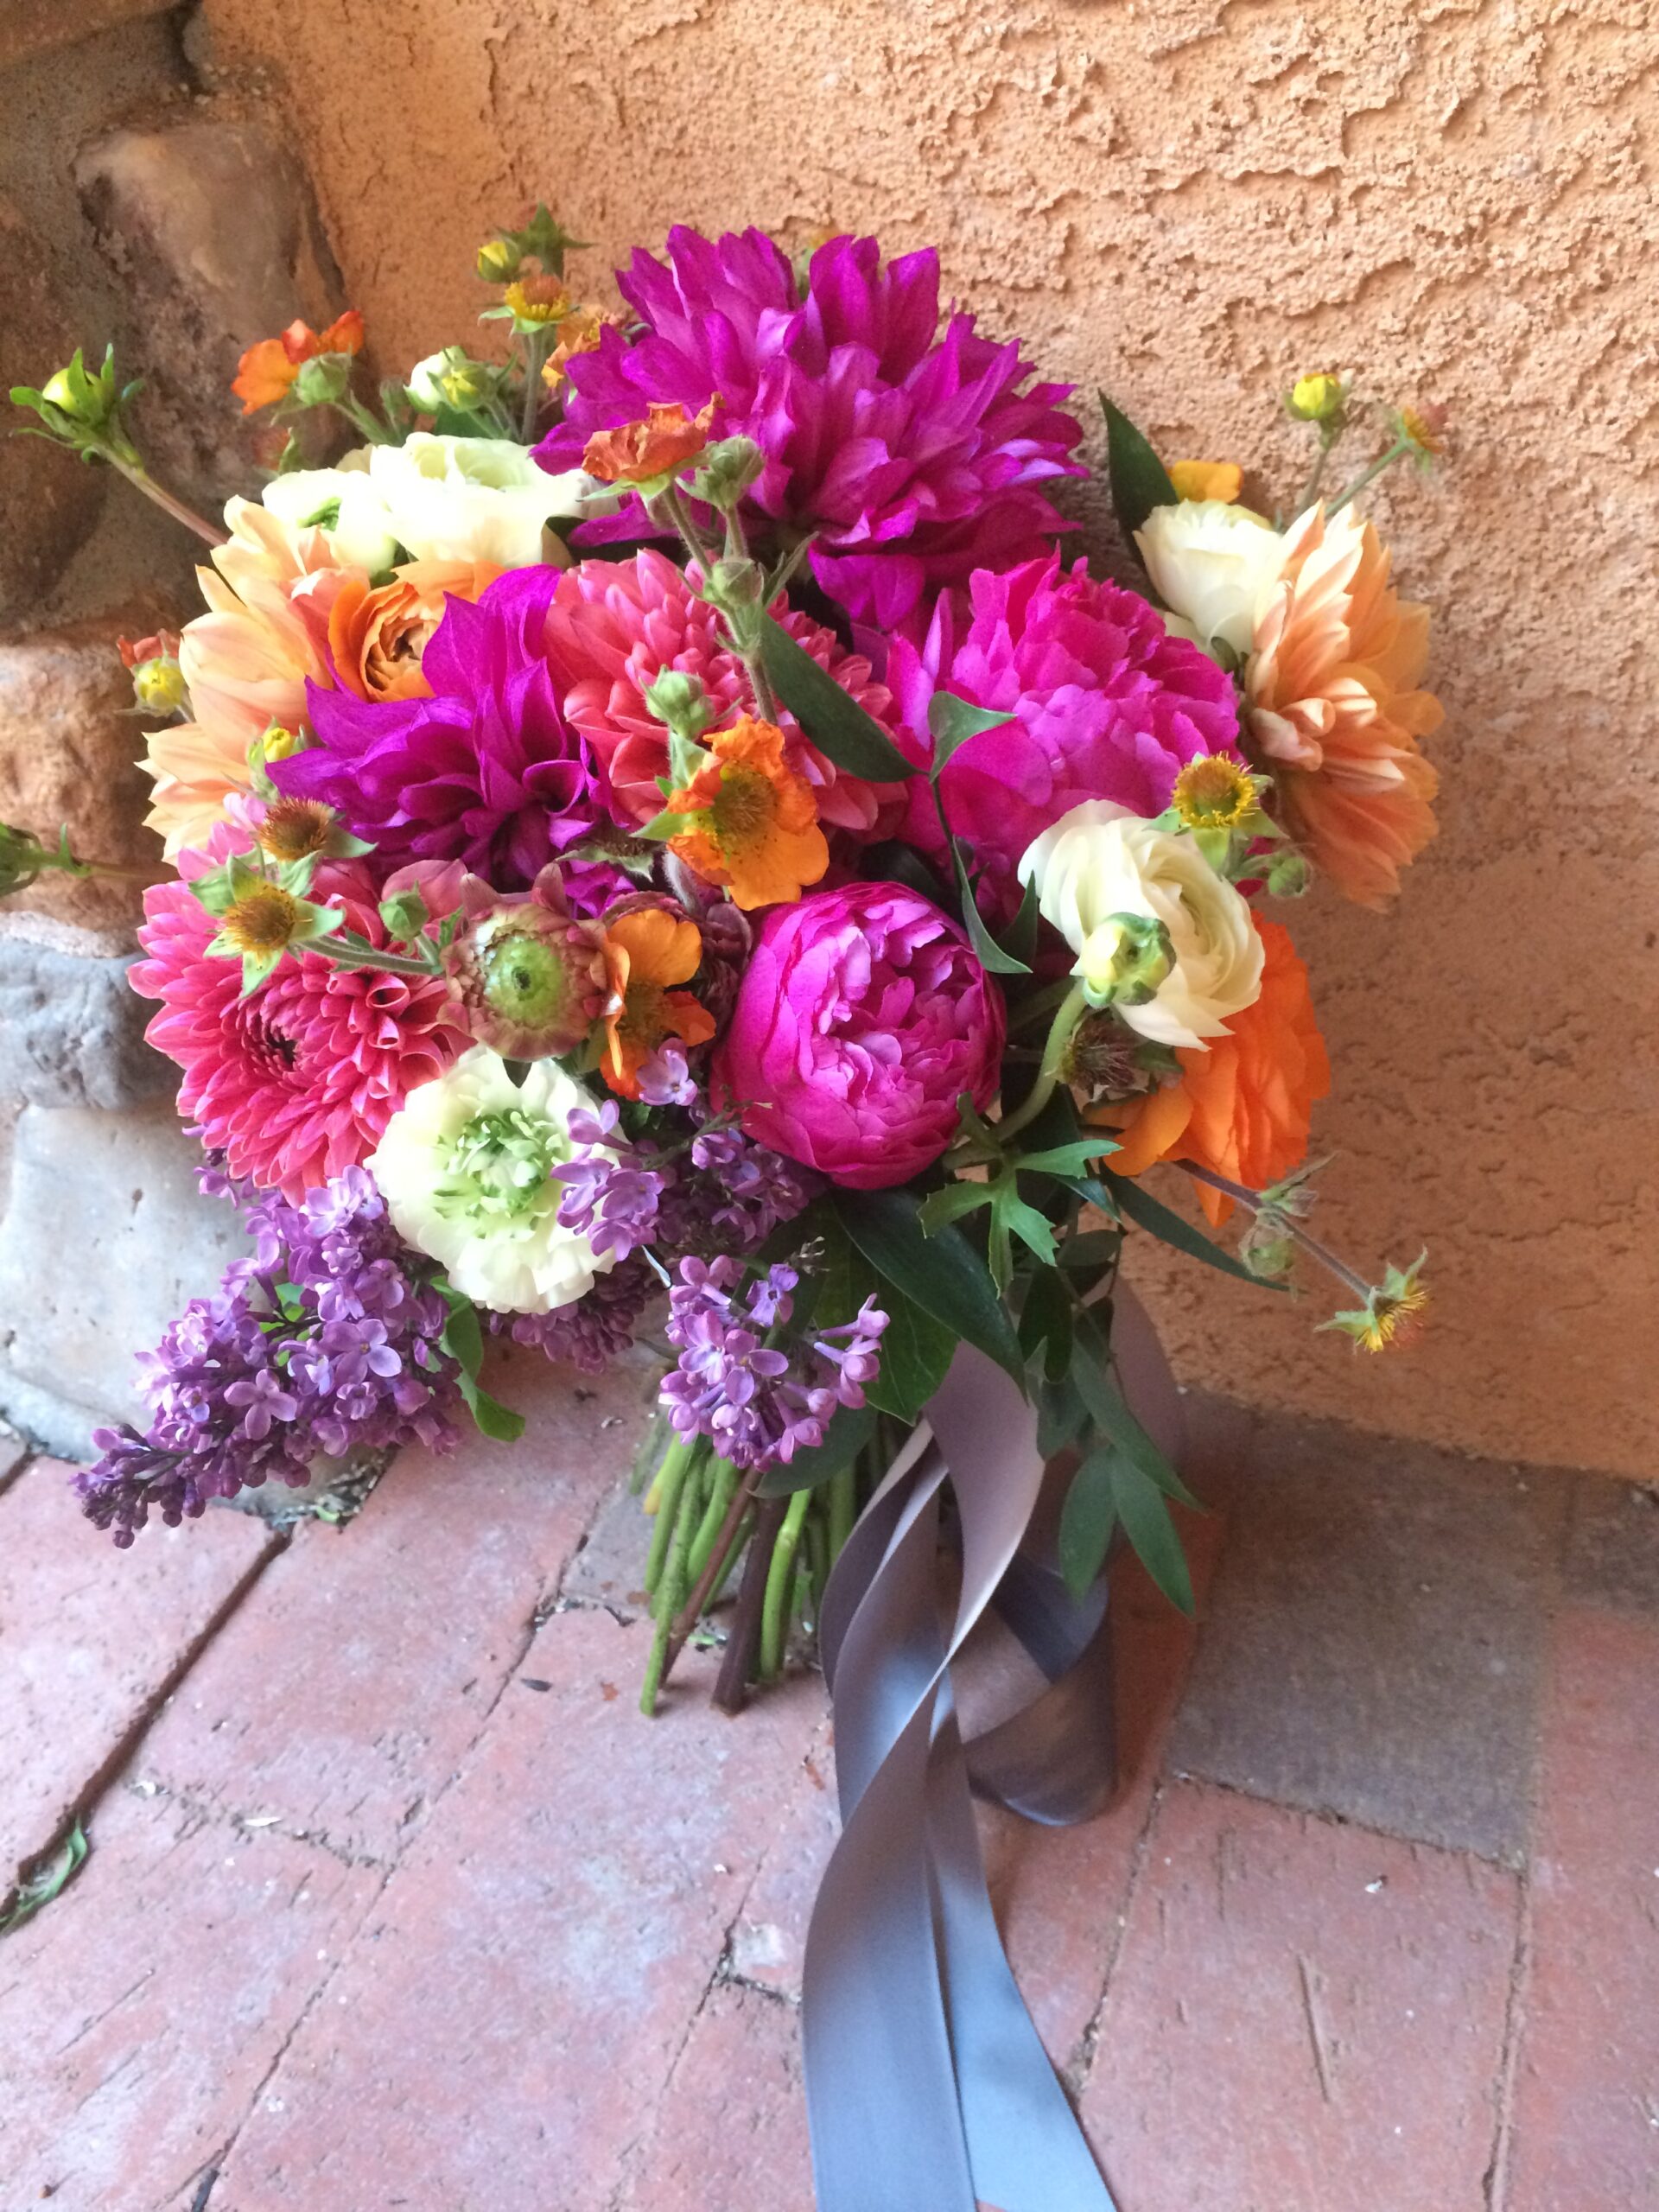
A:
256;798;334;863
1358;1282;1429;1351
221;885;301;955
1172;753;1258;831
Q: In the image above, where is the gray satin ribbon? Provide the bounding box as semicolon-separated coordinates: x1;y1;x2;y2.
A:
802;1290;1185;2212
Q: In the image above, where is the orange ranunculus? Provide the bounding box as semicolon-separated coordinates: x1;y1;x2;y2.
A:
1245;502;1441;909
324;560;499;704
1102;918;1330;1224
582;397;718;486
1170;459;1243;503
599;907;716;1099
232;310;366;416
665;716;830;911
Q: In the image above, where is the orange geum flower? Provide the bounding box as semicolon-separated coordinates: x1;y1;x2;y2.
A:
542;308;608;391
582;397;718;486
599;906;716;1099
232;310;365;416
664;716;830;911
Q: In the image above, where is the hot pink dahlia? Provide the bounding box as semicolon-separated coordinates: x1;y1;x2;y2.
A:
534;229;1084;632
887;553;1245;911
545;548;906;836
132;833;464;1200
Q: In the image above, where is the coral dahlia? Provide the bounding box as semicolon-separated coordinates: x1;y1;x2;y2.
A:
545;549;903;835
887;553;1245;910
533;228;1084;632
132;832;464;1200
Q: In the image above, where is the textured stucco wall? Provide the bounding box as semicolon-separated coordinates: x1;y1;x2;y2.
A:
197;0;1659;1478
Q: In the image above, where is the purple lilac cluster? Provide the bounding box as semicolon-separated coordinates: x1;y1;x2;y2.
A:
75;1166;461;1546
488;1255;657;1373
658;1257;887;1471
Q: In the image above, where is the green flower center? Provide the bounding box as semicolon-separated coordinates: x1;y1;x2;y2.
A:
433;1106;569;1228
478;930;571;1029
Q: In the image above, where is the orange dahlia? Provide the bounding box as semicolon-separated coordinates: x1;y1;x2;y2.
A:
1245;503;1441;909
1103;918;1330;1224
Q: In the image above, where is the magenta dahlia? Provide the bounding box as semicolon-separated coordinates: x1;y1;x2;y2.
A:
545;548;905;836
132;834;464;1200
271;567;607;888
887;553;1246;909
534;229;1084;632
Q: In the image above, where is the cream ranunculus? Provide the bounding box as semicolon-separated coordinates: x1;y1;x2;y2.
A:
366;1046;613;1313
1018;800;1264;1049
260;465;401;575
1135;499;1289;659
365;434;599;569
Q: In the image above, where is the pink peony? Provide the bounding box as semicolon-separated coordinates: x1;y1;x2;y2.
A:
545;549;906;837
713;880;1004;1189
132;831;465;1200
888;553;1244;911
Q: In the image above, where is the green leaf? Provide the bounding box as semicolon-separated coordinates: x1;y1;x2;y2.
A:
1057;1173;1123;1221
1109;1455;1194;1615
951;837;1032;976
757;1399;879;1496
1102;394;1179;543
993;1179;1058;1270
1014;1136;1121;1178
926;691;1014;773
457;1373;526;1442
759;615;917;782
0;1821;89;1936
1058;1229;1122;1273
1036;1372;1090;1457
918;1180;995;1236
998;876;1041;968
1072;1309;1201;1509
858;839;949;903
1017;1265;1073;1383
865;1289;957;1421
834;1185;1025;1387
1107;1171;1283;1289
439;1287;526;1443
1058;1446;1118;1600
639;807;699;842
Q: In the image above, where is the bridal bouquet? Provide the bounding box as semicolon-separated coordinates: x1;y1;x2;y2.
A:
7;216;1440;1693
10;212;1443;2209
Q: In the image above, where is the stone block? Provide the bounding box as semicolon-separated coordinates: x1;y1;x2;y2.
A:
1562;1470;1659;1618
0;613;168;937
0;1099;246;1457
0;198;107;621
0;0;178;72
75;114;347;512
0;937;170;1108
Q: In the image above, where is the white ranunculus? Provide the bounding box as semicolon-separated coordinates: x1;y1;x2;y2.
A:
404;352;454;412
367;1046;613;1314
260;464;400;575
1135;499;1289;658
365;433;601;569
1018;801;1264;1050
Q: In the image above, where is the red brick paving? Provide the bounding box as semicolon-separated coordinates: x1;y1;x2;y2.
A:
0;1406;1655;2212
1080;1782;1520;2212
0;1780;378;2211
136;1350;645;1864
211;1610;823;2212
0;1454;275;1885
1505;1608;1659;2211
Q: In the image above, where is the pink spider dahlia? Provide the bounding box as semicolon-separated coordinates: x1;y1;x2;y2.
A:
545;548;906;836
132;833;464;1200
535;228;1084;632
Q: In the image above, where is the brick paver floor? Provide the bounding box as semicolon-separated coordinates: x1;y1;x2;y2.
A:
1;1360;1655;2212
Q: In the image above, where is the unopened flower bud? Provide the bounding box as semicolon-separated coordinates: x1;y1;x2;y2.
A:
688;436;765;512
1264;849;1310;898
643;671;715;748
257;722;304;765
0;821;48;897
290;353;353;407
477;237;522;283
1076;912;1174;1010
131;653;188;716
1287;372;1345;425
699;556;765;645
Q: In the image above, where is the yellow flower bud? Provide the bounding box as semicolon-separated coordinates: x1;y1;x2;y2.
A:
1287;374;1344;425
476;238;521;283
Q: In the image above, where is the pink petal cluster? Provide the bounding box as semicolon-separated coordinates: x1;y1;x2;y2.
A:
131;833;464;1200
535;228;1084;632
713;880;1004;1190
888;553;1245;910
545;549;906;836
